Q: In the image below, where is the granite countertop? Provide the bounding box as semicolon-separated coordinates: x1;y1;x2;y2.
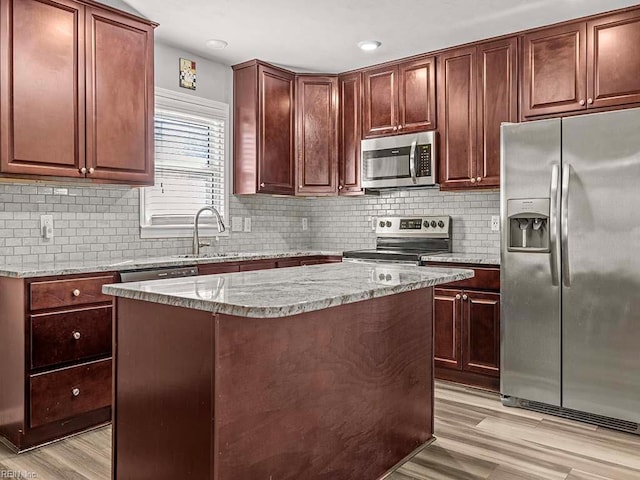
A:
103;262;474;318
420;252;500;266
0;251;342;278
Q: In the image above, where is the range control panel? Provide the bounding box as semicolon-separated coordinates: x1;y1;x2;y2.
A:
375;216;451;238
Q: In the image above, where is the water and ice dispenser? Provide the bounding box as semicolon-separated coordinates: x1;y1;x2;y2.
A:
507;198;550;252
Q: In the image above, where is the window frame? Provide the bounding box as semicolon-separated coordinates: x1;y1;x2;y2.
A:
140;87;230;239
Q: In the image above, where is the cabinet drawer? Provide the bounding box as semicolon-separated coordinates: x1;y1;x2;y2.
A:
31;306;112;370
30;275;115;311
424;264;499;291
30;359;112;428
239;261;277;272
276;259;301;268
198;263;240;275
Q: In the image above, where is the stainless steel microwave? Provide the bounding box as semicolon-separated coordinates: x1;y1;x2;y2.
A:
361;131;437;189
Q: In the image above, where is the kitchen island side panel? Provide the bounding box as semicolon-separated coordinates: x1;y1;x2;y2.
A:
214;287;434;480
113;299;215;480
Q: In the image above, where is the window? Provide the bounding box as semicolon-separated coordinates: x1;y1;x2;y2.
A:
140;88;230;238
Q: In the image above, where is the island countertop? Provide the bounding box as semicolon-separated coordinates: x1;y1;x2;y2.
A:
103;262;473;318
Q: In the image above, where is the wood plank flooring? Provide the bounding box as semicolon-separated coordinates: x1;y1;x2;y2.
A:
1;381;639;480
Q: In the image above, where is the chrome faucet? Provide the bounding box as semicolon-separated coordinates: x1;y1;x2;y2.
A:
193;206;226;255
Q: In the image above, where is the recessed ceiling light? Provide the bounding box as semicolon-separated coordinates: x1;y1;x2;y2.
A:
205;39;228;49
358;40;381;51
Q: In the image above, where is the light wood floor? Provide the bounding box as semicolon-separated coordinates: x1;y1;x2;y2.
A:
2;381;639;480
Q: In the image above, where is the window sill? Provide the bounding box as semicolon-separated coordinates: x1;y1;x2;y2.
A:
140;224;231;239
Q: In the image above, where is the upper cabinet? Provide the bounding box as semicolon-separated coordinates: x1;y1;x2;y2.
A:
295;75;338;196
233;60;295;195
337;72;363;195
438;37;518;190
522;10;640;119
0;0;156;184
362;56;436;138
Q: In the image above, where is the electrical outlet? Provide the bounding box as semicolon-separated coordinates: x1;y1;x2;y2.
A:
302;218;308;231
244;217;252;232
369;216;376;231
40;215;54;239
231;217;243;232
491;216;500;232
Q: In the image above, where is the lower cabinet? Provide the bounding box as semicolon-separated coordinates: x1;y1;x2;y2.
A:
429;263;500;391
198;255;342;275
0;273;115;451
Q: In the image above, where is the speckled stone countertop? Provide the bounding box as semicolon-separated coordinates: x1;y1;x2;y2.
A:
102;262;474;318
421;252;500;266
0;251;342;278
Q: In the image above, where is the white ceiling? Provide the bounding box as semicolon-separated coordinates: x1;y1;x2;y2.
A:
122;0;640;73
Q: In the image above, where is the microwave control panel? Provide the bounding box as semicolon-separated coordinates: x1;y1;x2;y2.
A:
417;145;432;177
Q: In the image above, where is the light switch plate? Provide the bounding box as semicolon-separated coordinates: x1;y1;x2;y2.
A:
40;215;54;239
231;216;243;232
244;217;252;232
491;216;500;232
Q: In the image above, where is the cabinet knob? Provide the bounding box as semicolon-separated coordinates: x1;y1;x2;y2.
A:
338;185;343;190
462;294;468;301
455;294;461;300
72;289;81;297
393;126;398;131
398;125;403;130
587;98;593;105
579;99;585;106
470;178;476;184
72;388;80;397
299;185;303;189
80;167;87;174
72;331;81;340
260;182;265;188
88;168;95;174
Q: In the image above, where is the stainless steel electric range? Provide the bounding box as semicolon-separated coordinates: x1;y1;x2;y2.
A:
343;216;452;265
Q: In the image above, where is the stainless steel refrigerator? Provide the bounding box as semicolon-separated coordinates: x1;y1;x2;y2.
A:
500;107;640;433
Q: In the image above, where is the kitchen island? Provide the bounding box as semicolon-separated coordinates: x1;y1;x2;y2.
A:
104;262;473;480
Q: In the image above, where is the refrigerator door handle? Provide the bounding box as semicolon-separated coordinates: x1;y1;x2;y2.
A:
549;164;560;286
561;163;571;287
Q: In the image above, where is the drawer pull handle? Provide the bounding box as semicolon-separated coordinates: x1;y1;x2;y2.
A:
72;289;81;297
72;388;80;397
72;331;81;340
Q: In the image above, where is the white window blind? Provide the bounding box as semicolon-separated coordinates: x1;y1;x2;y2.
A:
140;88;229;238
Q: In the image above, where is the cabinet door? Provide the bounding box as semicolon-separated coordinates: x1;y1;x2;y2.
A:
476;37;518;187
521;22;587;118
85;7;154;184
398;56;436;133
438;47;477;189
338;72;363;195
257;65;295;195
295;76;338;195
433;288;462;370
587;10;640;109
362;65;398;137
463;291;500;377
0;0;85;177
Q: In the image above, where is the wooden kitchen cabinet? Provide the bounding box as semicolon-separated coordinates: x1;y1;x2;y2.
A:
0;0;156;184
295;75;338;196
0;272;115;451
438;38;517;189
362;56;436;138
337;72;363;195
233;60;296;195
428;263;500;391
522;9;640;119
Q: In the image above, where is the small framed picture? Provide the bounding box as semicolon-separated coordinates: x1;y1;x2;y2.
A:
179;58;196;90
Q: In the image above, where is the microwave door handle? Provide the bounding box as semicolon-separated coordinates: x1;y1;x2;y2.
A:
409;139;418;184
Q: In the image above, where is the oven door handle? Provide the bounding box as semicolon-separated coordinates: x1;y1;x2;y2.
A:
409;139;418;184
